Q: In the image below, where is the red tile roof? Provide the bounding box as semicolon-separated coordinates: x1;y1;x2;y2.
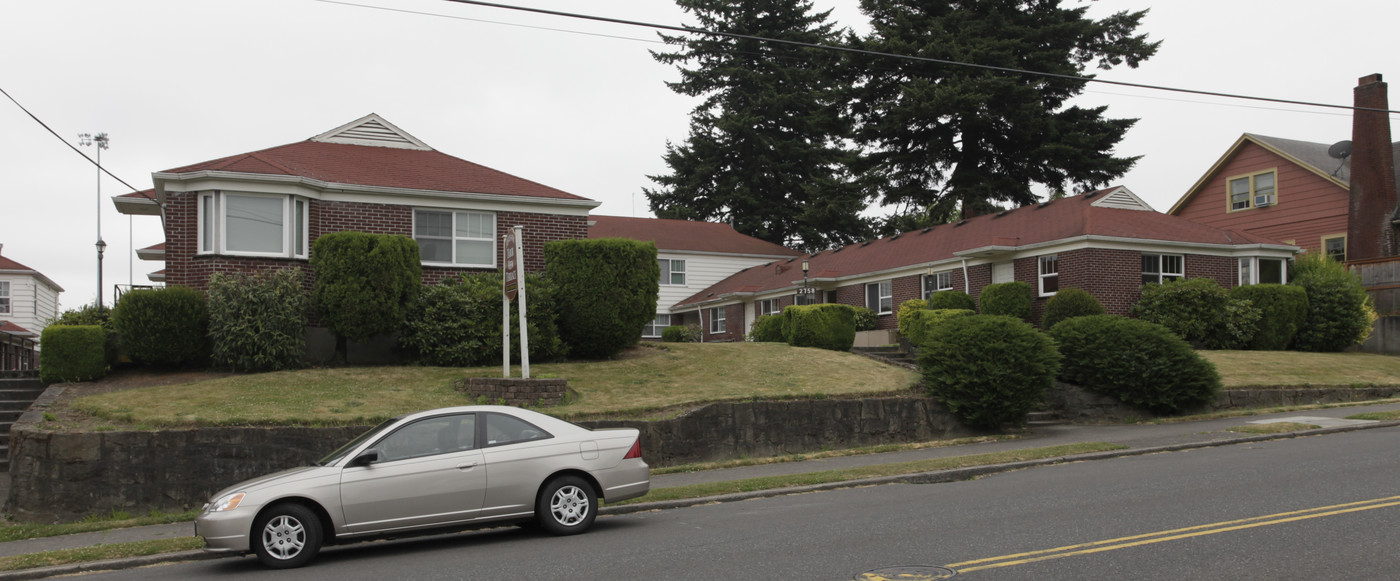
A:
0;252;37;273
0;321;30;334
588;215;801;257
160;140;591;201
675;189;1281;308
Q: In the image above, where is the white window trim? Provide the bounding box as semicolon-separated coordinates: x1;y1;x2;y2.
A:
867;281;893;314
758;298;779;316
923;271;953;299
198;192;308;259
709;307;726;334
660;259;687;286
0;281;9;315
1038;255;1059;297
1142;254;1185;285
643;313;671;338
1238;257;1289;286
413;209;497;268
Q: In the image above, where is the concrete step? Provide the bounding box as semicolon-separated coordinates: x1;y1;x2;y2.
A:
0;399;39;412
1026;411;1064;426
852;346;903;354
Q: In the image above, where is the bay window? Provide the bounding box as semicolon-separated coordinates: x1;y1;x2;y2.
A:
197;192;308;259
1239;257;1287;285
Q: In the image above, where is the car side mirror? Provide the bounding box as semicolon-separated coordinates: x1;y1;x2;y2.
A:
350;450;379;467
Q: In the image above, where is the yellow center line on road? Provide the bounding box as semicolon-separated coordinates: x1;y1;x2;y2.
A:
947;494;1400;574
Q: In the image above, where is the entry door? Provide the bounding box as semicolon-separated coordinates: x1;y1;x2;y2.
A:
340;413;486;533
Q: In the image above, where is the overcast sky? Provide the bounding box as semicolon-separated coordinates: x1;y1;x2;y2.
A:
3;0;1397;311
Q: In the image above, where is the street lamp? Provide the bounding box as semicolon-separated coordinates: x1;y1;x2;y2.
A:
800;259;810;304
78;132;110;308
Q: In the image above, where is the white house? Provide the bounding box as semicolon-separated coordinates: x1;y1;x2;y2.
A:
0;244;64;368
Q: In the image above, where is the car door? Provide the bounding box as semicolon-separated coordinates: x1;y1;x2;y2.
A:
339;413;486;533
477;412;575;519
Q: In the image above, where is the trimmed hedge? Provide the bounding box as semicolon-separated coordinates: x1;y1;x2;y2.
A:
311;232;422;344
1041;288;1105;329
48;304;119;365
662;325;701;343
926;291;976;312
903;308;975;348
896;299;927;338
110;286;209;368
919;315;1061;430
1228;284;1308;350
1289;253;1377;352
206;270;308;372
39;325;107;384
782;304;857;351
978;282;1032;321
545;238;659;359
1132;278;1260;349
1050;315;1220;414
852;307;879;331
747;314;786;342
401;272;566;367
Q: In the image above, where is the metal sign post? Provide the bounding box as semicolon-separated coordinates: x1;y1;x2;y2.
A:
501;226;530;379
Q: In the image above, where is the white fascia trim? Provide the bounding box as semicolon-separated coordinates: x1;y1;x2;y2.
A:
112;195;161;216
148;271;167;282
0;270;64;293
154;171;601;216
135;248;166;261
660;249;802;260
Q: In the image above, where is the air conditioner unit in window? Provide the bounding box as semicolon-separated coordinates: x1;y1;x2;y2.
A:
1255;196;1273;207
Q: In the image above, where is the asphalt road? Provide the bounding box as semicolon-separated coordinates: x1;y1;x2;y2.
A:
81;426;1400;580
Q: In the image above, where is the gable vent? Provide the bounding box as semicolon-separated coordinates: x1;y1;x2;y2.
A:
1089;187;1155;211
312;113;433;150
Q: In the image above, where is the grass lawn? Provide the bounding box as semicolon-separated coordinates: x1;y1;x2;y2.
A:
1199;350;1400;388
71;343;920;427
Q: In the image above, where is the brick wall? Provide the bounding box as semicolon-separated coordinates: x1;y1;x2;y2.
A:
702;303;746;342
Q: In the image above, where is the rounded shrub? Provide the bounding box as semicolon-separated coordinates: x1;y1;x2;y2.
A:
1131;278;1259;349
896;299;927;338
311;232;422;345
925;291;976;312
782;304;857;351
662;325;696;343
852;307;879;331
918;315;1061;430
110;286;209;368
1228;284;1308;350
978;282;1032;321
1041;288;1105;329
1049;315;1220;414
545;238;659;359
38;325;107;384
207;270;308;372
401;272;566;367
747;314;786;342
903;308;975;348
1289;253;1377;352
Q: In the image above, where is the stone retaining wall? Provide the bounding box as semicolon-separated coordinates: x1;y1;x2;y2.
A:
453;377;567;407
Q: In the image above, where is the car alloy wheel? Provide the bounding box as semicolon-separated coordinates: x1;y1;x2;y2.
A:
253;503;323;569
537;475;597;535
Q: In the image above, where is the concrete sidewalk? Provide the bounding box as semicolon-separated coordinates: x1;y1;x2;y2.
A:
2;400;1398;579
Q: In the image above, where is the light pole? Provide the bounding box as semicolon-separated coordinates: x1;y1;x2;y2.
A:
78;132;110;308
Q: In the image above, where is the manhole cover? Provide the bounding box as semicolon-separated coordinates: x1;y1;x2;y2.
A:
855;565;957;580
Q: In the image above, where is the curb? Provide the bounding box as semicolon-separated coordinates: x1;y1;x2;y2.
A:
5;419;1397;578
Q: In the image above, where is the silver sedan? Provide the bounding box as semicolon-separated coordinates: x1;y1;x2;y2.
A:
195;405;650;568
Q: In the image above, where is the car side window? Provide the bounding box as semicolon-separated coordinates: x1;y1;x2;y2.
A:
373;414;476;462
484;413;552;447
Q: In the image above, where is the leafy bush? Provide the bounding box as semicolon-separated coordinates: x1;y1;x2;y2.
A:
1228;284;1307;350
545;238;659;359
206;270;308;372
1289;253;1378;352
747;315;786;342
1041;288;1105;329
662;325;701;343
919;315;1060;430
903;308;975;348
896;299;927;338
978;282;1032;321
311;232;422;344
782;304;857;351
1050;315;1220;414
852;307;879;331
38;325;107;383
926;291;976;312
401;272;566;366
48;304;119;364
110;286;209;368
1131;278;1260;349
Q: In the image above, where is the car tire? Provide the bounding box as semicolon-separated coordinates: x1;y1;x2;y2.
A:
252;503;323;569
536;475;597;535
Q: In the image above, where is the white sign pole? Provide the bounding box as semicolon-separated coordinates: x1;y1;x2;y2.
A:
514;226;531;379
503;233;512;378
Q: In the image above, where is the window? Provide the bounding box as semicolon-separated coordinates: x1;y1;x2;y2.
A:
1322;234;1347;262
1239;258;1287;285
709;307;726;333
659;259;686;286
0;281;8;314
373;414;477;462
414;209;496;267
643;314;670;338
484;413;551;447
1142;254;1185;285
866;281;892;314
923;271;953;298
758;299;779;316
197;192;308;258
1038;255;1059;296
1228;170;1277;211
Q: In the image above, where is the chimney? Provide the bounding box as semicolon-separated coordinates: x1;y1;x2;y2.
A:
1347;73;1400;260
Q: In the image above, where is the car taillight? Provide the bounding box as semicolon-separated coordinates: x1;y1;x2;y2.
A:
623;437;642;460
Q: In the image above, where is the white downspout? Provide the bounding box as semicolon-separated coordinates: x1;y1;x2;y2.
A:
961;258;970;293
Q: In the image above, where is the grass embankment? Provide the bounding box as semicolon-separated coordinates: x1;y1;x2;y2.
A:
72;343;919;427
1200;351;1400;388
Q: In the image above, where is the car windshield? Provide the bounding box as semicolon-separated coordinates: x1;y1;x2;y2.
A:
316;417;399;466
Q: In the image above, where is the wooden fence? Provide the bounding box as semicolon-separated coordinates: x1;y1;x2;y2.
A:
1349;256;1400;354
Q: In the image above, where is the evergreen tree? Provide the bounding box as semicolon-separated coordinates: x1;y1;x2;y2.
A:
850;0;1159;226
645;0;872;252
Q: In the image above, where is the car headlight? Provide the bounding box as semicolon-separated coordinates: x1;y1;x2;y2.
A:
206;492;246;512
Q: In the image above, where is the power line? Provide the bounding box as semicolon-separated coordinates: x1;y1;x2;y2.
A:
313;0;662;45
439;0;1399;116
0;84;149;198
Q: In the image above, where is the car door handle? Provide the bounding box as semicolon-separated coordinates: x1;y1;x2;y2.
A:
457;462;478;470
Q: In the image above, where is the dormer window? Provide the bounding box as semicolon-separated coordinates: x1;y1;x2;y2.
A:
1228;169;1276;211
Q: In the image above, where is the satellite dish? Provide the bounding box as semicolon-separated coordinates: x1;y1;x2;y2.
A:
1328;140;1353;160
